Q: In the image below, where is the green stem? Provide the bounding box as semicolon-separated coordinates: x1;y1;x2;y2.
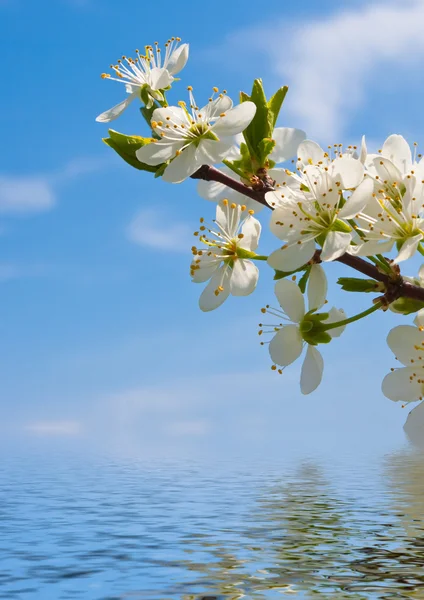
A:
323;301;383;332
418;244;424;257
222;159;247;180
376;254;393;274
252;254;268;261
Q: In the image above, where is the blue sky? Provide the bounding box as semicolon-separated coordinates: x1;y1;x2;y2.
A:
1;0;424;458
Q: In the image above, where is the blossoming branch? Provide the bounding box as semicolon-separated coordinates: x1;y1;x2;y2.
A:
96;36;424;403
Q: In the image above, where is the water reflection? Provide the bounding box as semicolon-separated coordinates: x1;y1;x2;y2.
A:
1;451;424;598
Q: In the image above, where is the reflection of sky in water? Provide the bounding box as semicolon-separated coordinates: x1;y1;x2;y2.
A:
2;443;424;599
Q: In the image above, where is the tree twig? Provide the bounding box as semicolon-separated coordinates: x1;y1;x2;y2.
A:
192;164;424;303
191;165;270;208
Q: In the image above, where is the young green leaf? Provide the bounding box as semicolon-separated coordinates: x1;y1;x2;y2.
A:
103;130;158;173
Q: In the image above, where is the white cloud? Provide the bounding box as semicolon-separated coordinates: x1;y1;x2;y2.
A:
126;208;192;252
24;420;82;436
226;0;424;140
0;263;48;281
0;157;110;216
0;176;54;214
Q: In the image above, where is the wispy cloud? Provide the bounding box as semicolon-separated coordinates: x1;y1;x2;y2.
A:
0;177;54;215
0;157;110;216
126;208;192;252
224;0;424;140
0;263;48;281
24;420;82;436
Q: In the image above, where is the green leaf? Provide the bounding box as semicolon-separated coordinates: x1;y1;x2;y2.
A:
274;265;309;280
240;80;289;167
103;129;158;173
390;297;424;315
267;86;288;131
337;277;383;293
257;138;276;164
240;79;270;164
140;104;158;129
298;266;312;294
154;162;168;178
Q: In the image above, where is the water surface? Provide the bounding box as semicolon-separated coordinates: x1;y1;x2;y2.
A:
1;448;424;599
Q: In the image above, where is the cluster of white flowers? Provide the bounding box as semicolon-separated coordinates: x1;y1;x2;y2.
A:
97;36;424;404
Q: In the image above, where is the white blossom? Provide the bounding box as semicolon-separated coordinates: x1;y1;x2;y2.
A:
136;89;256;183
259;267;346;394
266;166;371;273
349;135;424;263
382;318;424;403
96;38;189;122
197;127;306;211
191;199;261;311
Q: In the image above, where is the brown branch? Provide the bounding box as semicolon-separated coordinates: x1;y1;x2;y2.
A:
335;253;388;283
191;165;270;208
192;164;424;304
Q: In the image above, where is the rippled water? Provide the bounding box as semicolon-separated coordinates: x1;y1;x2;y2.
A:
2;448;424;599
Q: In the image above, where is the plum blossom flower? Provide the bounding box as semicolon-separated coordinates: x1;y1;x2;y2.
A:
266;167;373;273
259;267;346;394
197;127;306;212
96;38;189;122
349;135;424;262
350;175;424;263
190;199;261;312
364;134;424;184
135;89;256;183
292;139;366;190
382;318;424;403
346;136;424;263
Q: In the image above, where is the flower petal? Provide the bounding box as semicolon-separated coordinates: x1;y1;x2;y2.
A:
204;95;233;121
330;156;364;189
162;143;203;183
269;325;303;367
321;231;352;262
387;325;424;367
230;260;258;296
274;278;305;323
136;140;182;166
149;67;173;91
215;200;240;237
197;139;234;164
269;128;307;163
404;400;424;446
191;254;219;283
211;102;256;137
199;265;231;312
267;240;316;272
151;106;187;126
371;156;402;184
300;346;324;395
95;91;138;123
414;309;424;329
307;264;327;312
393;234;423;264
197;178;227;202
166;43;189;75
347;239;394;256
382;134;412;175
359;135;367;164
325;307;346;338
240;215;261;251
297;140;325;165
382;367;424;403
338;178;374;219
